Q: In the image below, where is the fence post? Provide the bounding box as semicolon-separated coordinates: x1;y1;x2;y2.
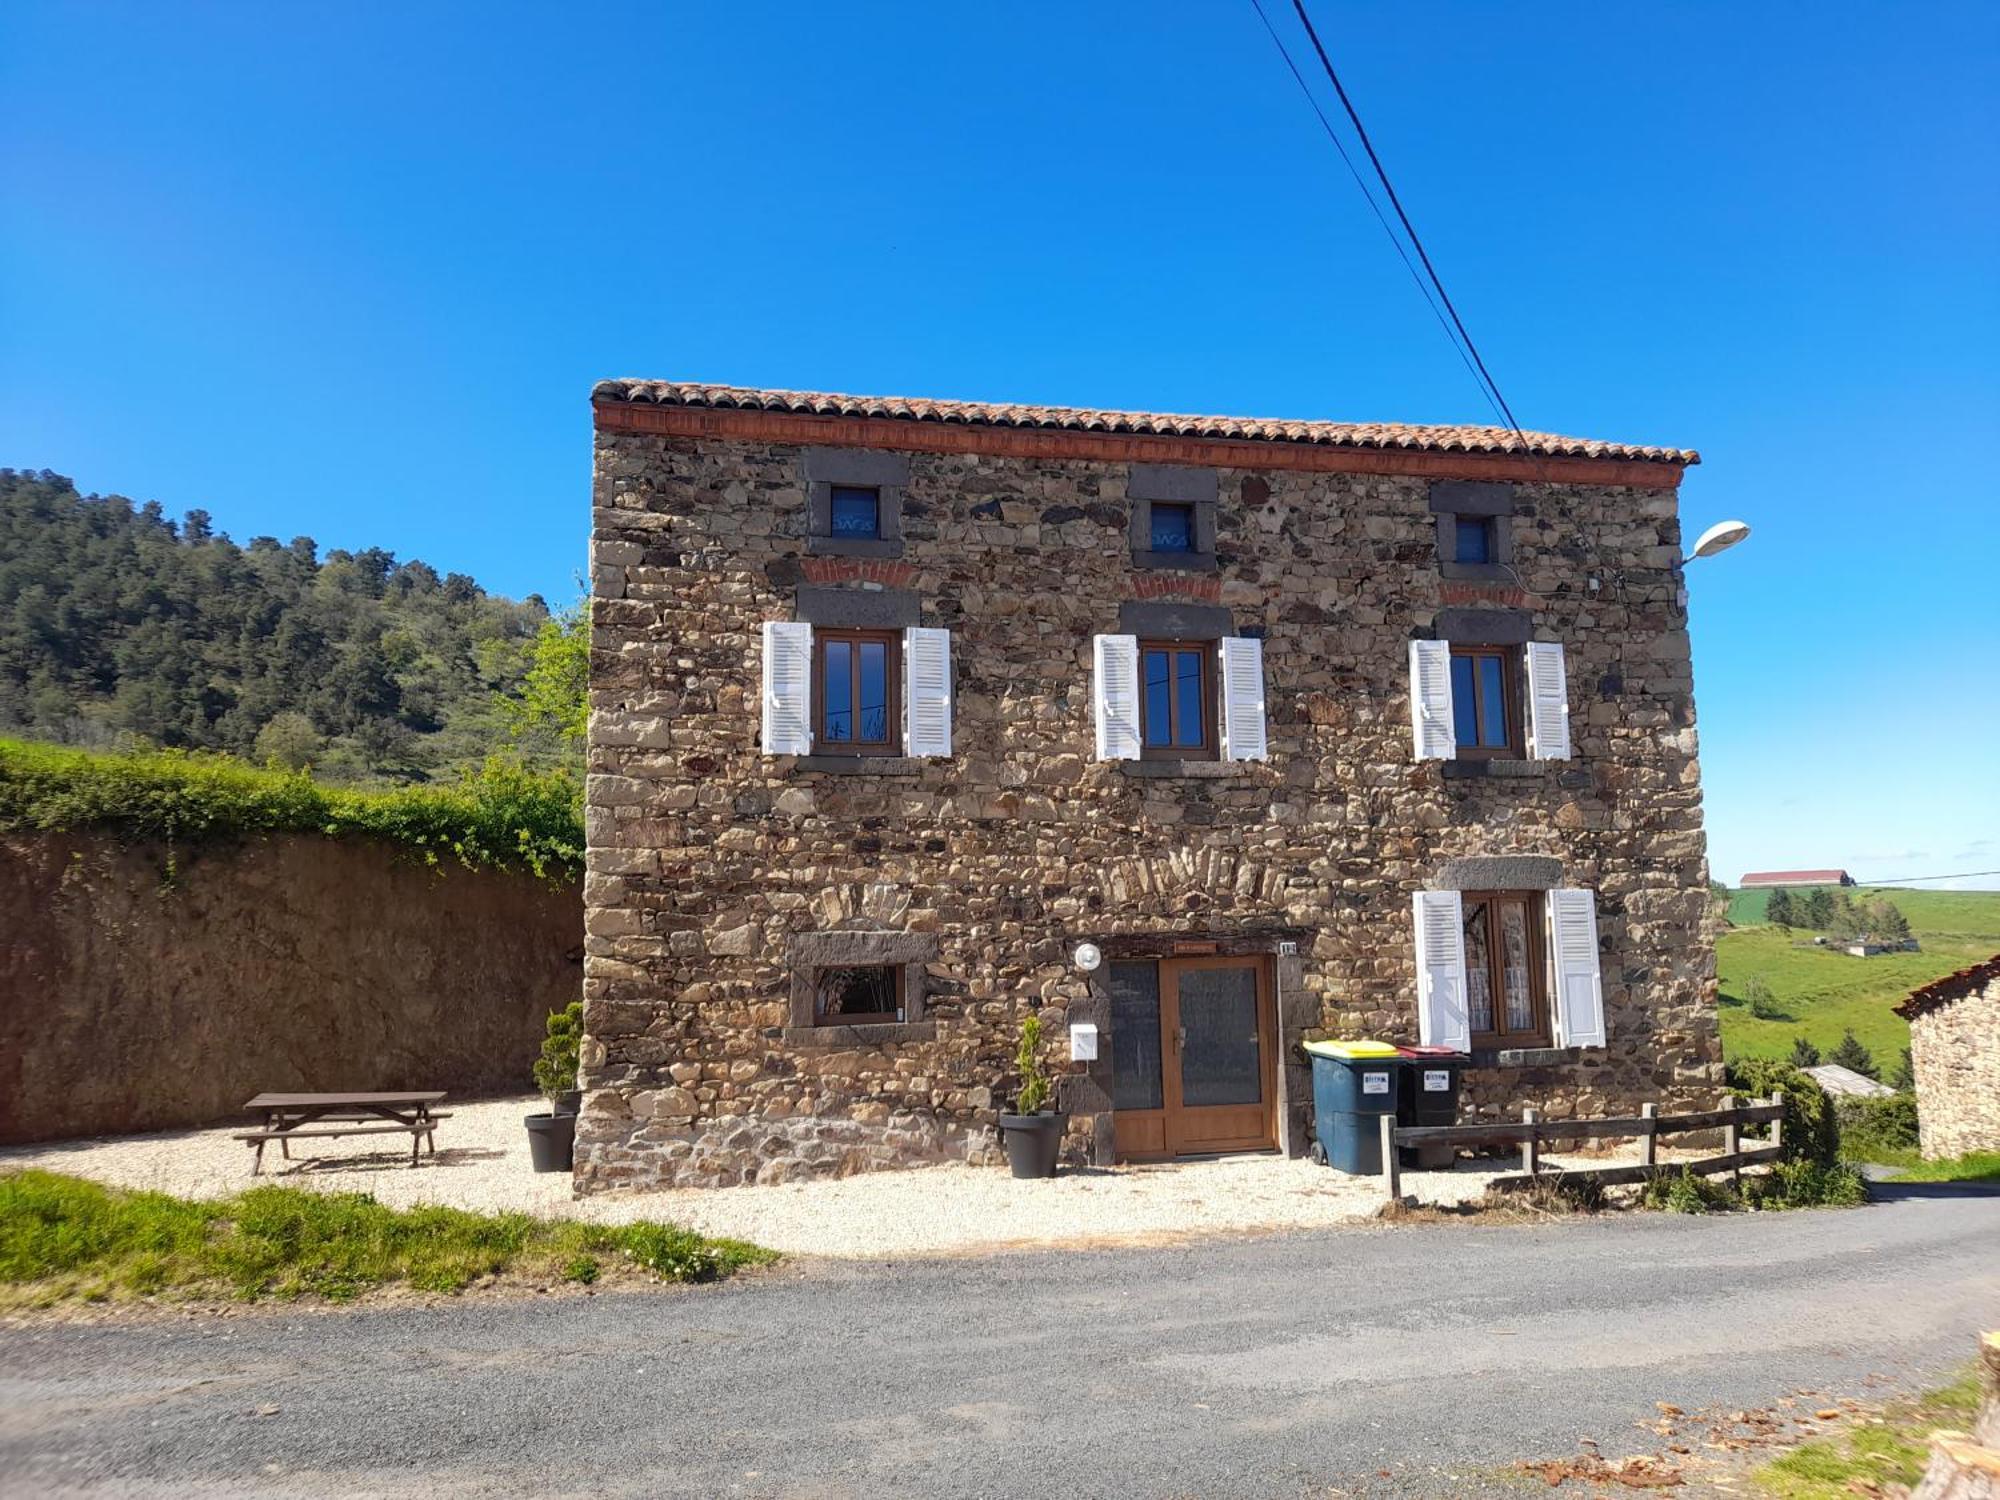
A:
1379;1113;1401;1203
1766;1092;1784;1158
1641;1102;1659;1168
1724;1094;1742;1187
1523;1107;1540;1177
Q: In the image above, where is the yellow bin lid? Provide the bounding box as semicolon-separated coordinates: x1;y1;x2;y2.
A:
1303;1039;1401;1060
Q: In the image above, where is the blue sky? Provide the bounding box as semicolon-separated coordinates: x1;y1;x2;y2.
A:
3;2;1996;888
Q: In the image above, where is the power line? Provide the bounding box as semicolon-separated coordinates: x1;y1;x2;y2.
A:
1282;0;1529;447
1851;868;2000;887
1243;0;1502;429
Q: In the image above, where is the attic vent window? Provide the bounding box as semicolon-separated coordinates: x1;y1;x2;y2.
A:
1149;503;1195;554
829;485;881;539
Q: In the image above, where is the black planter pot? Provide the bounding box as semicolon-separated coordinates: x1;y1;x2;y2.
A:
524;1112;576;1173
998;1112;1066;1179
549;1089;582;1117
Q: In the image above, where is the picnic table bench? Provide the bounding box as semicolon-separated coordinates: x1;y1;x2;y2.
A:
235;1091;448;1174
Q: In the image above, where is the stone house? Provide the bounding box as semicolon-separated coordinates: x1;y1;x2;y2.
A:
1895;954;2000;1159
577;380;1725;1191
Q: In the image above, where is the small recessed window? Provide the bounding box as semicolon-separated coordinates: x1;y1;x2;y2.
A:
1449;645;1520;756
814;965;904;1025
1454;516;1494;565
1149;503;1196;554
1140;641;1214;759
829;485;882;539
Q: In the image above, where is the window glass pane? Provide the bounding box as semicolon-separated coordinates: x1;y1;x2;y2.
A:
829;486;880;538
1110;962;1164;1111
1150;503;1194;553
815;965;898;1022
1173;650;1204;747
1177;966;1262;1107
1455;517;1491;564
1451;654;1478;748
858;641;888;743
822;640;852;741
1499;902;1535;1034
1463;898;1495;1033
1477;656;1509;747
1143;649;1172;745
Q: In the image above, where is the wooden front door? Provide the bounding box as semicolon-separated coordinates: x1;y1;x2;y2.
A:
1110;956;1277;1160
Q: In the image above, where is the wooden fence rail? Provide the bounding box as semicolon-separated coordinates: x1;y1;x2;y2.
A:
1378;1094;1786;1204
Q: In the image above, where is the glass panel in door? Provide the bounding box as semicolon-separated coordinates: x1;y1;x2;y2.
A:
1109;962;1164;1111
1175;966;1262;1108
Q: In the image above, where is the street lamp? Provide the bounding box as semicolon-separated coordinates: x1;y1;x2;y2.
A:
1686;519;1751;563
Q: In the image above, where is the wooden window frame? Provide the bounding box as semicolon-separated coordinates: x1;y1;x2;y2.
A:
811;964;906;1027
1137;639;1218;762
813;627;901;757
1462;890;1551;1048
1448;643;1524;759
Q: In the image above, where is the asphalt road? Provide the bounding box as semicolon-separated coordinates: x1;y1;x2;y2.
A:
2;1185;1995;1500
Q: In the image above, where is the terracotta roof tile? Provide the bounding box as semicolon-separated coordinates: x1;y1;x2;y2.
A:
1894;952;2000;1020
593;381;1699;467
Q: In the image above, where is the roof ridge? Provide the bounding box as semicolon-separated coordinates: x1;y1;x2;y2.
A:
592;379;1700;467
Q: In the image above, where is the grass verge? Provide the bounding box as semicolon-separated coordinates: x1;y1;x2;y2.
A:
0;1171;775;1310
1886;1151;2000;1185
1752;1368;1980;1497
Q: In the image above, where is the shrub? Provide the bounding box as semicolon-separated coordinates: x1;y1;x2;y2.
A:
533;1001;583;1100
1641;1169;1735;1214
0;738;582;882
1726;1058;1838;1166
1836;1092;1919;1161
1013;1012;1052;1114
1744;977;1787;1021
1788;1036;1822;1068
1745;1159;1869;1210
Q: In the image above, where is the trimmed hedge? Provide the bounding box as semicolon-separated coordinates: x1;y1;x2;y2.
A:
0;738;582;882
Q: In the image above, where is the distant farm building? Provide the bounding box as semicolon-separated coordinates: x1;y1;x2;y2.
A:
1741;868;1854;888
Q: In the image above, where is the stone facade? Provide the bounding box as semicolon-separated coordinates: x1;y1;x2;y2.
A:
577;386;1725;1192
1898;956;2000;1160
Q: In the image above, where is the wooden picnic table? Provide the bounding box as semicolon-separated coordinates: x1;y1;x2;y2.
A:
236;1091;448;1174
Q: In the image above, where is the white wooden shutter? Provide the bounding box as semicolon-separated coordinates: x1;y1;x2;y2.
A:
1092;634;1141;761
760;621;813;756
1547;888;1606;1047
1412;889;1471;1051
1525;641;1572;760
902;626;952;757
1409;639;1455;760
1218;636;1267;762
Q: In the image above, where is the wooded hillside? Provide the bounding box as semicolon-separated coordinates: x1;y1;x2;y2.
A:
0;469;559;780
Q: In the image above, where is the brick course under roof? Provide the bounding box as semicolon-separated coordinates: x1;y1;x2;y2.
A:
592;381;1699;467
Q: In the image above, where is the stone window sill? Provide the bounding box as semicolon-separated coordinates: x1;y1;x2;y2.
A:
783;1022;937;1048
796;756;927;775
1129;550;1219;573
1441;758;1545;779
1118;760;1241;779
806;536;905;560
1439;560;1515;583
1471;1045;1583;1068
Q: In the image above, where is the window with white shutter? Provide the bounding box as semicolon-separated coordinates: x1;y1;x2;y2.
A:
1093;634;1141;761
1546;888;1606;1047
901;626;952;757
1409;640;1455;760
1524;642;1572;761
1411;889;1472;1051
1218;636;1267;762
760;621;814;756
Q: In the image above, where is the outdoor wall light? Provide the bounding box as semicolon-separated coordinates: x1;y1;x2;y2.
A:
1073;942;1102;973
1686;519;1752;562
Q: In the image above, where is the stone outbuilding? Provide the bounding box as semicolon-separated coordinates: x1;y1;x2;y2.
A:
1895;954;2000;1159
577;380;1726;1191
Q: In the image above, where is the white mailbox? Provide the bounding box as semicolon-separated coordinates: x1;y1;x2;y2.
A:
1069;1022;1099;1062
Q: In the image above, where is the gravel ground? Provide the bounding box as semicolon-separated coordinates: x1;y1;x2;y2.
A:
0;1096;1670;1258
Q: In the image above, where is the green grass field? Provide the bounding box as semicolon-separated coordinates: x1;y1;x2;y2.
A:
1717;886;2000;1067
